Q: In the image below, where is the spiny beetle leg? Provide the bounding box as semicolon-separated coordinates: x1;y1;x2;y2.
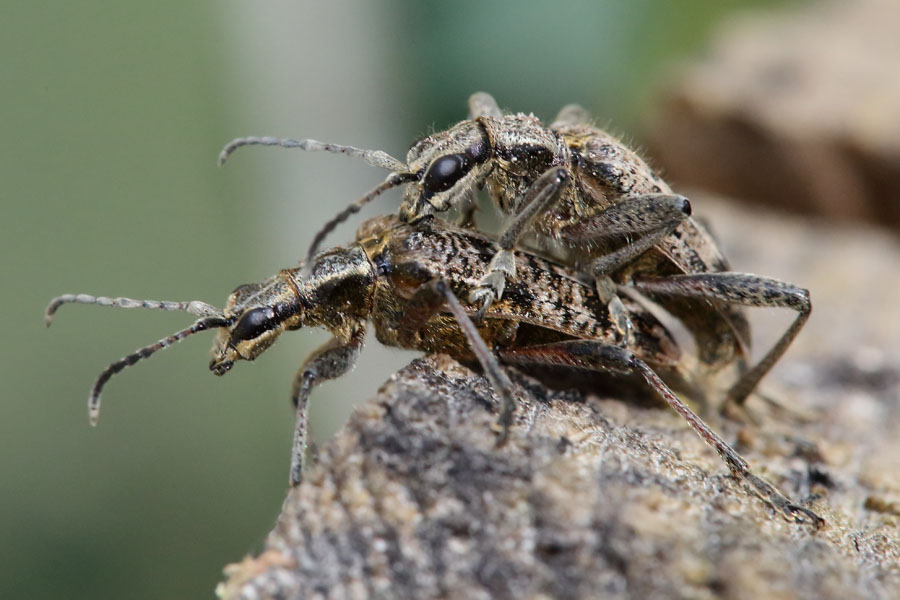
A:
633;273;811;406
498;340;823;527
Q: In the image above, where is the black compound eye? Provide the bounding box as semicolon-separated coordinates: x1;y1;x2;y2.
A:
230;307;276;342
422;153;471;198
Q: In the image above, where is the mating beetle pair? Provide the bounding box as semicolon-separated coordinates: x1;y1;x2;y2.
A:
49;94;819;524
221;92;810;412
47;215;820;524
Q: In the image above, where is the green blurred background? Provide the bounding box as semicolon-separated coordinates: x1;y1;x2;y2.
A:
2;1;792;597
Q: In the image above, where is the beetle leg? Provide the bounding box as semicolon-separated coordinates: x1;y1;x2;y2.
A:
558;193;692;345
595;276;636;348
633;273;811;407
468;92;502;119
289;325;366;486
549;103;592;129
402;279;518;445
499;340;823;527
561;193;693;277
470;167;571;319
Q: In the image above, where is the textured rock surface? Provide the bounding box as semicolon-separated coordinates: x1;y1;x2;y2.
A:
648;0;900;229
218;200;900;599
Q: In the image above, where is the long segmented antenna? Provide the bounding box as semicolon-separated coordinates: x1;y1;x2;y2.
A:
87;316;228;426
45;293;228;425
304;172;417;266
45;294;221;328
217;136;407;172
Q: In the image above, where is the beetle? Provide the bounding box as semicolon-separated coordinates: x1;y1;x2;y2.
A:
47;215;820;525
218;93;810;411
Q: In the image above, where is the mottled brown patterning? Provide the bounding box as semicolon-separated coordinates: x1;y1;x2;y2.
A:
218;92;810;410
48;216;820;525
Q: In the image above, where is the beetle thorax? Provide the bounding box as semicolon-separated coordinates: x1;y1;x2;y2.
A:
480;113;567;214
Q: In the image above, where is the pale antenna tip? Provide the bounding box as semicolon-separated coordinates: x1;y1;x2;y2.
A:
88;396;101;427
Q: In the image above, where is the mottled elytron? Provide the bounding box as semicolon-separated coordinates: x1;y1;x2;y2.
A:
218;93;810;412
47;215;821;525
